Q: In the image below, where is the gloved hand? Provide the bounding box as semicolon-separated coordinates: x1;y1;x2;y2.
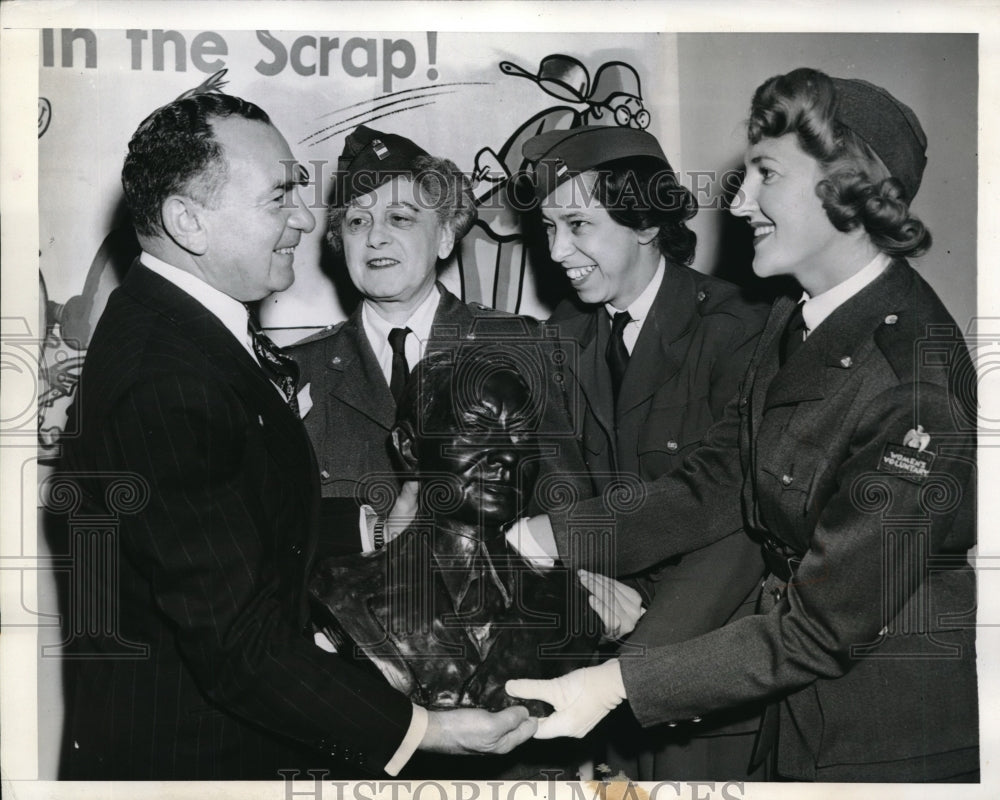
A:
505;659;626;739
385;480;419;542
578;569;645;640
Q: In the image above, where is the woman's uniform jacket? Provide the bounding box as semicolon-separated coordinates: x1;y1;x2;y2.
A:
547;261;770;648
54;265;414;780
552;260;979;781
289;284;589;558
548;262;770;777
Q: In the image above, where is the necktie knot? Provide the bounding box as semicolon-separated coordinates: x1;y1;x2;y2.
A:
606;311;632;409
247;312;300;415
388;327;412;405
610;310;632;338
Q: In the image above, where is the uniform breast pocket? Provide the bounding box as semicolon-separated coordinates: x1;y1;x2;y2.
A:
636;399;711;478
757;439;828;529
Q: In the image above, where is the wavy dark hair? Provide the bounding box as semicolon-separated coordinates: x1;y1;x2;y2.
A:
326;155;477;256
122;93;271;238
747;67;930;257
585;155;698;267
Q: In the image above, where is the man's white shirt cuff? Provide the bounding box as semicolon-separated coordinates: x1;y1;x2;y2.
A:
384;704;427;776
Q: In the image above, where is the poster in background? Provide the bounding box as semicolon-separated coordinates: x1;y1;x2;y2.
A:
2;2;998;799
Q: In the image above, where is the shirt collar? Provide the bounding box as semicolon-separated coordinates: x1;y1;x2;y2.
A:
605;256;665;324
362;284;441;361
139;251;253;353
801;252;892;333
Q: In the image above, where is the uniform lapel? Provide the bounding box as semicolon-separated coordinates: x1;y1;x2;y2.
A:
427;284;474;346
320;306;397;430
763;262;908;411
616;263;696;419
575;312;617;443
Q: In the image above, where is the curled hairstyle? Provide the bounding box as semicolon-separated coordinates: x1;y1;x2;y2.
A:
326;155;477;255
747;68;930;257
588;156;698;267
122;93;271;238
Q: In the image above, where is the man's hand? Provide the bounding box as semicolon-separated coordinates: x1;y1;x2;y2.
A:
386;480;419;543
505;660;626;739
578;569;646;640
419;706;537;755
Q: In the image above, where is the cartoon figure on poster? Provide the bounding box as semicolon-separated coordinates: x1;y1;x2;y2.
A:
465;56;650;311
300;53;649;311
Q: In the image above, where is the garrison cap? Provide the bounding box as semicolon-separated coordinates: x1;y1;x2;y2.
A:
332;124;429;206
522;126;672;200
831;77;927;201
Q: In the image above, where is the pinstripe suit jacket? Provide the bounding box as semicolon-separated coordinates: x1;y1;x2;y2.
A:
57;264;413;780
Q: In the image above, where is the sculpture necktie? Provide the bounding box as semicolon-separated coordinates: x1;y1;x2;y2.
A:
388;327;411;405
606;310;632;405
779;302;807;366
248;314;300;416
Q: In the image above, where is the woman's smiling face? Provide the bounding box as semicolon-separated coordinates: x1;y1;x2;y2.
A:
342;176;454;312
730;133;848;293
540;172;658;310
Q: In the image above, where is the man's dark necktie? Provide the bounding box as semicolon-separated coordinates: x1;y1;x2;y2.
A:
248;313;300;416
388;327;411;405
779;302;807;366
606;310;632;405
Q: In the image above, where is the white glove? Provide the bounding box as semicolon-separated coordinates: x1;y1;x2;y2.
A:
578;569;646;640
505;659;626;739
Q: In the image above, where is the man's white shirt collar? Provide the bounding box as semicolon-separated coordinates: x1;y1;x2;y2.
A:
603;257;665;355
140;252;255;358
801;252;892;334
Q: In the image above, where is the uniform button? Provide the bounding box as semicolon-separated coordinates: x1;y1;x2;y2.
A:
884;314;898;325
691;717;702;723
781;474;793;486
291;543;303;555
331;356;342;365
320;469;330;479
696;290;707;302
840;356;852;368
666;441;679;452
667;722;677;728
467;333;476;340
740;396;749;407
771;587;783;602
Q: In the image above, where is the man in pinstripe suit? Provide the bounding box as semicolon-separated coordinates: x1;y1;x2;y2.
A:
56;92;534;780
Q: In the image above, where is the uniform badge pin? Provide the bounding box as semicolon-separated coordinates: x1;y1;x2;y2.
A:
903;425;931;452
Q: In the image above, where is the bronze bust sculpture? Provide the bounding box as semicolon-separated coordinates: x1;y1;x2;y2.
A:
309;349;600;715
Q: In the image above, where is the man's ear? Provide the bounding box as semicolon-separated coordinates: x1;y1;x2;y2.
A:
436;223;456;260
161;195;208;255
635;226;659;247
391;421;419;473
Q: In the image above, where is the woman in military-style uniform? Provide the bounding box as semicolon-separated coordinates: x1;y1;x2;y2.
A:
508;67;979;783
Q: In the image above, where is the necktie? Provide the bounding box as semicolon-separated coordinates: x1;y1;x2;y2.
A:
388;327;411;405
606;311;632;405
248;313;300;416
779;302;807;366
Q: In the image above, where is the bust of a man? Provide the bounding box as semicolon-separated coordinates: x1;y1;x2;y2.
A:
309;349;600;714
